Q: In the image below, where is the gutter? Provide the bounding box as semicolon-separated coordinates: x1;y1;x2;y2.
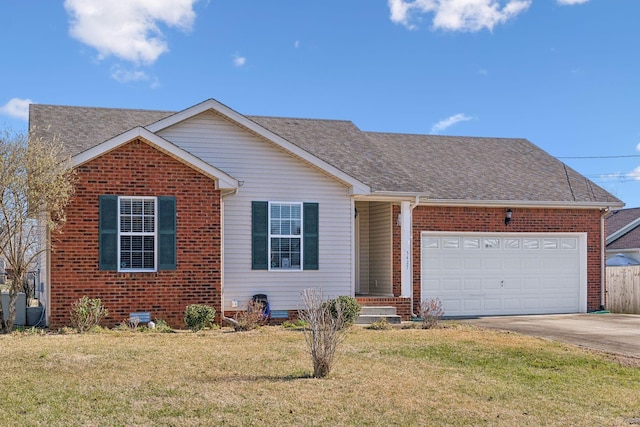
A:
359;193;624;210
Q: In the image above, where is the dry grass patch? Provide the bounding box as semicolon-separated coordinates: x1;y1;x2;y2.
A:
0;324;638;426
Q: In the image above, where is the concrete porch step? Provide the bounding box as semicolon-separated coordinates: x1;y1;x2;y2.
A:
355;306;402;325
359;306;397;316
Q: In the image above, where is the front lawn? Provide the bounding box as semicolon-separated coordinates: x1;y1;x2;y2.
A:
0;323;638;426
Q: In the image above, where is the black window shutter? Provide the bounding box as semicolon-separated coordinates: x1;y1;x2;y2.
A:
303;203;319;270
158;196;177;270
252;201;269;270
99;195;118;270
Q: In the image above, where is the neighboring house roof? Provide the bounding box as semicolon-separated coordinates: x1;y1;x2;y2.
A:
29;100;623;207
606;253;640;266
606;207;640;249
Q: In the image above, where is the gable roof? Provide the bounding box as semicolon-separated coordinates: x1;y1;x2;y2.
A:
29;100;623;207
73;126;238;191
606;208;640;249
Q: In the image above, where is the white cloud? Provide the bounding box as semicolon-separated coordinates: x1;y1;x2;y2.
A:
110;65;160;88
294;40;301;48
627;167;640;181
557;0;589;5
233;54;246;67
111;66;149;83
0;98;32;121
388;0;532;32
636;142;640;152
64;0;198;65
431;113;473;133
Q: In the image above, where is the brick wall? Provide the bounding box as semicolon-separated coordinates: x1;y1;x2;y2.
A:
404;206;604;314
49;139;221;329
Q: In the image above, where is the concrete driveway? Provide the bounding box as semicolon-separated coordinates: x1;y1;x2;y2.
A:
463;313;640;358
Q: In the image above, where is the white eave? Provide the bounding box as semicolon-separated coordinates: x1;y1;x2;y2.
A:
357;192;625;210
145;98;370;196
72;126;239;191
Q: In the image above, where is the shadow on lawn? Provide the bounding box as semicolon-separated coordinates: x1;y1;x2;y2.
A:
194;372;316;383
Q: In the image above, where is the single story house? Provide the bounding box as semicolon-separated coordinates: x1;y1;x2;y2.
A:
606;207;640;264
30;99;623;328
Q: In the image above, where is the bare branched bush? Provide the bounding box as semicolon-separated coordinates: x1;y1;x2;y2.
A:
233;300;267;331
420;297;444;329
0;129;75;332
298;288;352;378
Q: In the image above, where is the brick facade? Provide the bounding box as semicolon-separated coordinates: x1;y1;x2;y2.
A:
405;205;605;315
49;139;222;329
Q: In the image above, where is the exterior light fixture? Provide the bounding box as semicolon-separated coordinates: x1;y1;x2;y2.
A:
505;209;513;226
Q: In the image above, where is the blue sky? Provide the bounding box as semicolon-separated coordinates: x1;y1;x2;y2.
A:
1;0;639;207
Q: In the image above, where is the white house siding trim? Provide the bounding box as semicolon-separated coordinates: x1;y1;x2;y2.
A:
158;111;353;311
368;202;393;295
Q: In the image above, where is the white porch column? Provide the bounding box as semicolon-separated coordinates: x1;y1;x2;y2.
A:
400;201;412;298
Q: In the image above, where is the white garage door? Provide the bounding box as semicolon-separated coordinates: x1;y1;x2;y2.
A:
421;232;587;317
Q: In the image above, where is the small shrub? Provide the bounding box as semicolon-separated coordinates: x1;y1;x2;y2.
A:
368;318;392;330
70;296;108;333
184;304;216;332
326;295;361;326
420;297;444;329
233;300;266;331
115;317;141;332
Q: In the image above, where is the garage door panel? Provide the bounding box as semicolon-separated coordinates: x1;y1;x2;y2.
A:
503;298;523;310
483;257;502;270
423;279;441;293
463;278;482;291
463;299;482;312
442;279;462;291
421;232;585;316
463;258;483;269
442;258;462;270
484;278;505;290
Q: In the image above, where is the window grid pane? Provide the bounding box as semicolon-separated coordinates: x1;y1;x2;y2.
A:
270;202;302;269
120;197;156;270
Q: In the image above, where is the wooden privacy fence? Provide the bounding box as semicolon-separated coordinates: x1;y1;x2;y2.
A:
606;265;640;314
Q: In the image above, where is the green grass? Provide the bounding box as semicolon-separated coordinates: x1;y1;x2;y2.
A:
0;323;638;426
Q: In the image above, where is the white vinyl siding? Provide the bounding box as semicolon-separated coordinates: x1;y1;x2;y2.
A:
355;201;370;294
368;202;392;295
159;111;353;310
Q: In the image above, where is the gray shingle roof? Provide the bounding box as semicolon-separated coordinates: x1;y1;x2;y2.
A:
606;208;640;249
29;103;622;205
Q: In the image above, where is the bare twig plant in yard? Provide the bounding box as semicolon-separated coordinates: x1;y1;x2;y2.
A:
0;129;75;333
232;299;267;331
298;288;352;378
420;297;444;329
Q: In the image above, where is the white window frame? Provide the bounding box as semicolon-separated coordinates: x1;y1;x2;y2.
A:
117;196;158;272
268;201;303;271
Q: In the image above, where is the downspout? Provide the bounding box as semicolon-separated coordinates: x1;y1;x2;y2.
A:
600;208;609;310
409;196;420;318
219;187;235;327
